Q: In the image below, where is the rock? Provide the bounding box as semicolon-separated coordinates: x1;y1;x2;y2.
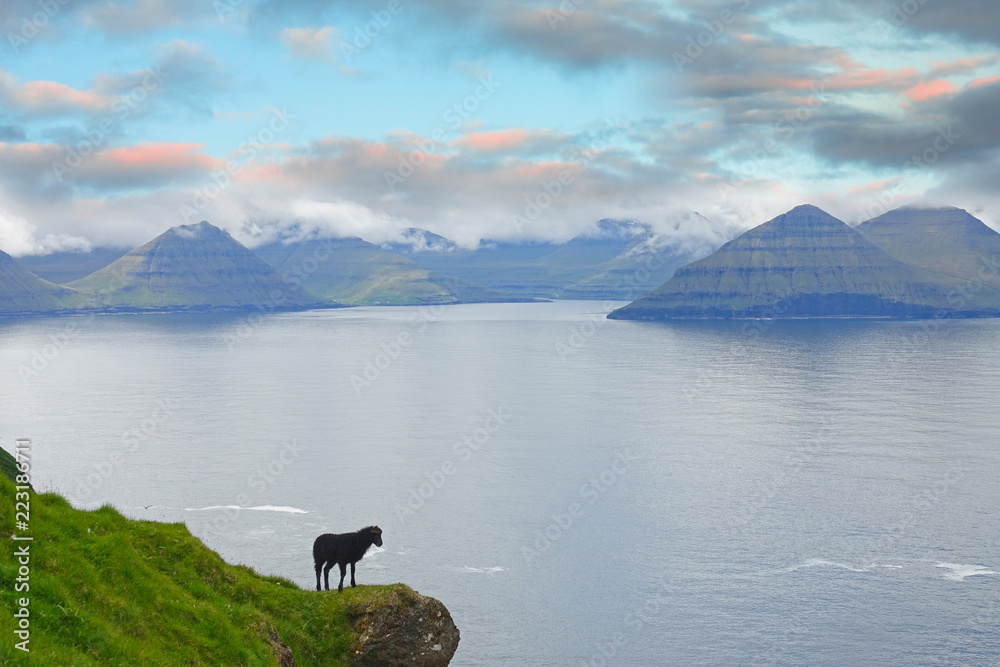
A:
267;625;296;667
346;585;460;666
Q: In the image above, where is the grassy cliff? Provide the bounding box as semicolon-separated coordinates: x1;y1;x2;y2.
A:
0;464;456;665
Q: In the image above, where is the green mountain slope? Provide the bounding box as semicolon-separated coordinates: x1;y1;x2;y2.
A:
0;248;90;314
859;206;1000;290
609;204;1000;320
253;236;532;305
0;472;457;665
67;221;333;311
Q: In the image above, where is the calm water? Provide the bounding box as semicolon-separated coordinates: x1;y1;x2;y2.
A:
1;301;998;666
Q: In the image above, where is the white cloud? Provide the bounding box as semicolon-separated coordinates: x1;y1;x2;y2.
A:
0;207;91;257
280;27;338;63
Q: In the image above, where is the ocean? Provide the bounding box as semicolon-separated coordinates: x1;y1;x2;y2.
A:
1;300;997;665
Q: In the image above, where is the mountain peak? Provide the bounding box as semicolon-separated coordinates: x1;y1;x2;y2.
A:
758;205;844;230
858;206;1000;284
787;203;828;215
165;220;227;241
67;221;331;310
608;203;1000;320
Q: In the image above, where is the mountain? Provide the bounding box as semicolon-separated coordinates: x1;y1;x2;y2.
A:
859;207;1000;290
18;246;130;284
609;204;1000;320
67;221;332;311
0;248;90;314
380;227;458;255
396;219;664;299
559;216;723;299
252;236;532;305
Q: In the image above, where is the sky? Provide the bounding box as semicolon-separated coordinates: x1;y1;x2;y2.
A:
1;0;999;255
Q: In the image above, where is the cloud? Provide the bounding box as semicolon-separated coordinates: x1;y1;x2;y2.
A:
78;0;210;35
451;128;569;155
148;40;230;118
280;26;339;62
0;205;91;257
904;80;958;102
0;138;217;198
0;71;115;116
0;40;223;123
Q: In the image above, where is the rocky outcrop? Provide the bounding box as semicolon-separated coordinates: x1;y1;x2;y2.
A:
345;585;460;667
268;626;296;667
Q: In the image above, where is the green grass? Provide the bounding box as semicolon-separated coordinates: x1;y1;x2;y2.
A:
0;470;406;666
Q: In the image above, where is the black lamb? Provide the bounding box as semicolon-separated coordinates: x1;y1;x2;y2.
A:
313;525;383;592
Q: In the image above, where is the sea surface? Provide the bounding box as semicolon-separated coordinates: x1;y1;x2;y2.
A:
1;300;998;666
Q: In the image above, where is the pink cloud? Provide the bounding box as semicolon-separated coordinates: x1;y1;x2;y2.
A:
969;75;1000;88
17;81;108;112
827;66;919;92
904;79;958;101
454;129;532;152
98;143;217;170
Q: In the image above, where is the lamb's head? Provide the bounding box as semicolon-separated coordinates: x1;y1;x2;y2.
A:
370;525;383;547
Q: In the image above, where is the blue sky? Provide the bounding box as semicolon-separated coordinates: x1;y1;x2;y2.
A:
1;0;999;253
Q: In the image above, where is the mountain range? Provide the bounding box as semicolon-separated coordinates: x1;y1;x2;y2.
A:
10;216;712;312
388;218;715;300
66;221;332;311
5;206;1000;318
609;205;1000;320
252;235;532;306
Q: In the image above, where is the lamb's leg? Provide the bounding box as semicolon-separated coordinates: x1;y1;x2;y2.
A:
315;560;323;591
338;563;348;593
350;561;357;588
323;563;334;591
